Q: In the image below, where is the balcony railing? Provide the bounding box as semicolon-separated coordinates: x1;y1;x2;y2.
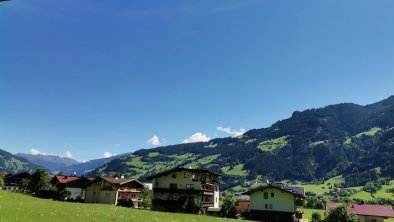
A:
201;202;214;208
153;188;201;194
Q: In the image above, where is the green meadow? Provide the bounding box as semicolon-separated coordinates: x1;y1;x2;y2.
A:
0;191;239;222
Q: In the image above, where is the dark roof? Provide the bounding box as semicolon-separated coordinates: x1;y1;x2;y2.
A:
51;176;95;188
242;184;305;198
83;176;145;187
146;167;220;180
237;195;250;202
326;202;394;218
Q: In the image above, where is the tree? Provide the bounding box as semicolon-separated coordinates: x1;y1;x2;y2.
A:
220;191;237;218
19;178;30;191
28;168;53;193
141;188;151;209
312;212;322;222
363;182;377;194
59;189;72;201
325;204;358;222
183;196;201;214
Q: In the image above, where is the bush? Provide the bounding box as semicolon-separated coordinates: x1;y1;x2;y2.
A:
312;212;322;222
220;191;237;218
325;204;358;222
59;189;72;201
141;188;151;209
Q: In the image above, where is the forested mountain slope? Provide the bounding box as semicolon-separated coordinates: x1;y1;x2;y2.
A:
0;149;40;173
90;96;394;189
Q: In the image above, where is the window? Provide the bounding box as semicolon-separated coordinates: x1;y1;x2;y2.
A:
215;197;218;203
170;183;177;189
172;174;177;178
264;192;268;199
184;172;189;178
155;181;159;186
186;184;194;190
265;204;268;209
271;192;274;198
269;204;273;209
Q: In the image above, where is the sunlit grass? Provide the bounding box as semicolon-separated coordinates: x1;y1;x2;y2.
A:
0;191;240;222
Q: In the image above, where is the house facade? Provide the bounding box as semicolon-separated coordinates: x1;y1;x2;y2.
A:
326;202;394;222
243;183;305;222
236;195;250;214
50;176;94;199
147;167;221;213
3;172;31;191
84;177;145;208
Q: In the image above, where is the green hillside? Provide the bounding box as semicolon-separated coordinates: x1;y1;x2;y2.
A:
0;149;39;173
0;191;240;222
90;96;394;190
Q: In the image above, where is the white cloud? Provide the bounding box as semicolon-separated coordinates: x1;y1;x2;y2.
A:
103;152;114;158
217;126;246;137
29;148;46;155
64;150;73;158
182;132;211;143
147;135;161;146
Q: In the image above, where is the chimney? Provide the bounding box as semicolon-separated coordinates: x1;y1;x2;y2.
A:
121;175;124;179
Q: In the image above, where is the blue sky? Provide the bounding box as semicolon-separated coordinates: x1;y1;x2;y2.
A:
1;0;394;161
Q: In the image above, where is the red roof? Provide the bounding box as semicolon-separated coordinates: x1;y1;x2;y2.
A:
326;202;394;218
54;176;80;184
53;176;95;184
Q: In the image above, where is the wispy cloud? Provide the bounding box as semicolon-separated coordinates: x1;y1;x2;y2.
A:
183;132;211;143
64;150;73;158
103;151;115;158
147;135;161;146
217;126;246;137
29;148;46;155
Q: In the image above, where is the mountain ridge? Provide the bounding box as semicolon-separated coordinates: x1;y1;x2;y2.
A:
90;96;394;189
0;149;41;173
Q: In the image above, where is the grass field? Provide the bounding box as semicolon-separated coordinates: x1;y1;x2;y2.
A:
302;208;325;221
0;191;239;222
285;176;345;196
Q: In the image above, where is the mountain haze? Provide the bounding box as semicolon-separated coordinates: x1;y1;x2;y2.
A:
15;153;79;173
91;96;394;189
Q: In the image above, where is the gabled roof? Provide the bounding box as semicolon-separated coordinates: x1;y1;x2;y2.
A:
52;176;95;184
146;167;220;180
242;183;305;198
84;176;145;187
101;177;134;185
52;176;79;184
326;202;394;218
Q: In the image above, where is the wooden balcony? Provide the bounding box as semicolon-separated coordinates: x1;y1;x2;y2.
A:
202;202;214;208
153;187;201;195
